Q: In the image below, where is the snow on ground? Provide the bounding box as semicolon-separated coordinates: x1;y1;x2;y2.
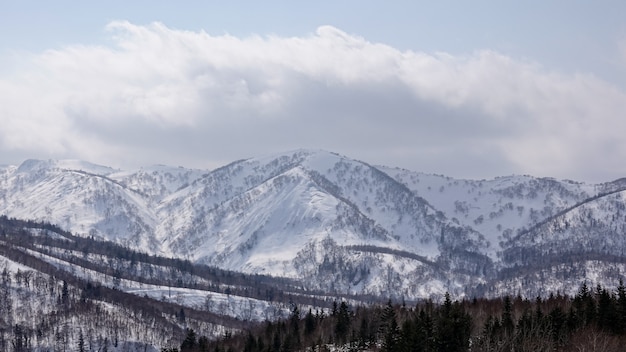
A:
21;246;300;321
0;255;40;274
56;159;119;175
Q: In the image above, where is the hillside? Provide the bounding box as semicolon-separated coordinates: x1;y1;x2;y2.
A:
1;150;626;300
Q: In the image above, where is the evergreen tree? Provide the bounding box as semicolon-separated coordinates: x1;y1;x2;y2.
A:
596;285;617;332
574;282;596;326
13;324;26;352
243;332;257;352
501;295;514;335
78;329;85;352
379;300;400;352
418;309;436;352
357;315;370;349
481;316;502;349
304;308;316;336
548;306;567;346
177;308;186;324
436;294;471;352
61;280;69;308
289;304;300;334
271;331;281;352
331;301;338;317
515;310;533;339
334;301;351;344
535;296;543;322
617;279;626;333
256;336;265;352
400;318;420;352
198;336;209;352
180;329;197;352
288;304;301;349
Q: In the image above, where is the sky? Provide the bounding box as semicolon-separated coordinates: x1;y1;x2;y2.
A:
1;1;626;183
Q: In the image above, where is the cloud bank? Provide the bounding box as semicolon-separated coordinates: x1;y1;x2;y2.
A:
1;21;624;182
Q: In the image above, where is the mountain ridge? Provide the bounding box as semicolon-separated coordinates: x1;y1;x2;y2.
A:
1;149;625;299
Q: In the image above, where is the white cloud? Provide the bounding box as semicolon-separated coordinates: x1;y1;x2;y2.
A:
0;22;625;182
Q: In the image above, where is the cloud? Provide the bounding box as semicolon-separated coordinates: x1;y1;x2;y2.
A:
1;21;625;182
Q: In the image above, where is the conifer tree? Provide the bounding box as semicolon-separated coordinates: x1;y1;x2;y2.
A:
304;308;316;336
288;304;301;349
379;300;400;352
548;306;567;346
617;279;626;333
78;329;85;352
501;296;514;335
436;293;471;352
334;301;351;344
60;280;69;308
180;328;196;352
596;285;616;332
574;282;596;326
357;315;370;349
243;332;257;352
535;296;543;322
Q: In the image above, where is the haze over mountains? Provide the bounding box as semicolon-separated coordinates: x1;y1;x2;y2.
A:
1;149;626;299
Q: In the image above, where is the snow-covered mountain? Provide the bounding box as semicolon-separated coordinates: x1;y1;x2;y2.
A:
1;150;625;299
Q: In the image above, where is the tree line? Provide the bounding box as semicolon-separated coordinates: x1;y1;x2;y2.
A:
0;215;380;308
176;281;626;352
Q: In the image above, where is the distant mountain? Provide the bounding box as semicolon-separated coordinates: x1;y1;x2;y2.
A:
1;150;626;299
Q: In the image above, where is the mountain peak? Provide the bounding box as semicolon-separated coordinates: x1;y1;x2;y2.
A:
15;158;117;175
16;159;53;173
2;151;626;299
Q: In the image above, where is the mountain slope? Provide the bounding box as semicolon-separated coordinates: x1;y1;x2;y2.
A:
153;150;494;297
1;150;626;299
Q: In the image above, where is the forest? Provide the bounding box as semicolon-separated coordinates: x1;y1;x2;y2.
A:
184;282;626;352
2;216;626;351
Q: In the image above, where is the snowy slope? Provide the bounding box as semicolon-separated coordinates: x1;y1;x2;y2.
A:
501;189;626;265
154;150;492;298
109;164;205;202
1;150;626;299
380;168;598;258
0;160;157;249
